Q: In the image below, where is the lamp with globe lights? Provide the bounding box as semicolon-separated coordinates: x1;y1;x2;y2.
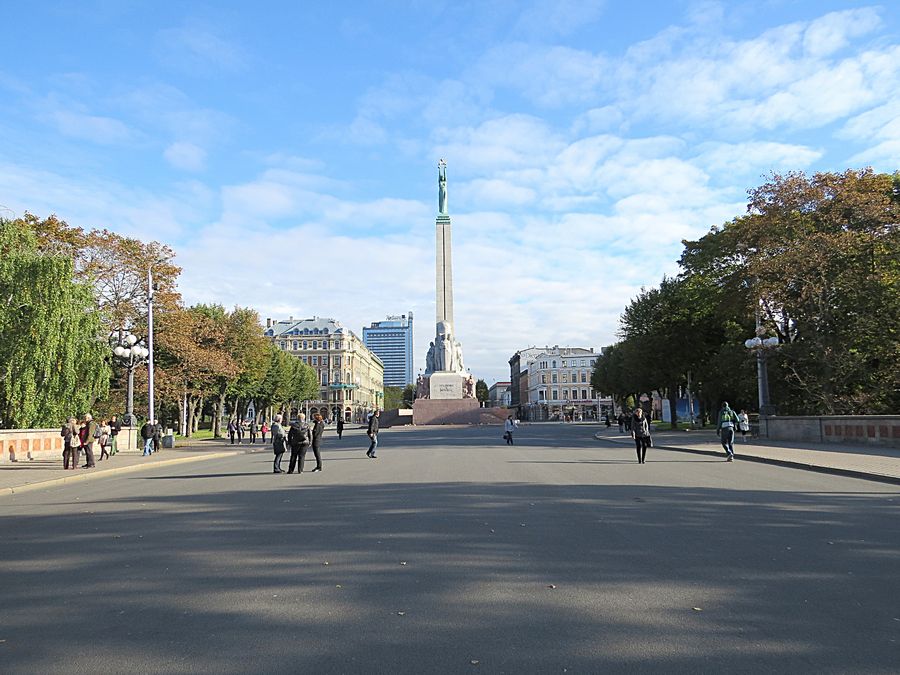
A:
113;333;150;426
744;334;780;417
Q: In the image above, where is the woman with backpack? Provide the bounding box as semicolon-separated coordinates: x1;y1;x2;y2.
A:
286;413;311;474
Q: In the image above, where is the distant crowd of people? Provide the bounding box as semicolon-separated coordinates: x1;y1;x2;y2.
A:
614;403;750;463
60;414;122;469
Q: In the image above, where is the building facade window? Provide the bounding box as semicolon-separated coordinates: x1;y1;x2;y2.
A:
552;389;558;400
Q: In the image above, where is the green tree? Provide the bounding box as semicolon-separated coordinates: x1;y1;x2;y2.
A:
0;218;110;427
401;383;415;408
475;379;489;405
383;386;404;410
682;169;900;414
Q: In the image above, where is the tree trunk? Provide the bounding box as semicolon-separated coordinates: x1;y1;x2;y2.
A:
213;390;225;438
668;384;679;429
192;398;200;433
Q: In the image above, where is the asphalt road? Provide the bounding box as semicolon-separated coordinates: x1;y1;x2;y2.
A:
1;424;898;674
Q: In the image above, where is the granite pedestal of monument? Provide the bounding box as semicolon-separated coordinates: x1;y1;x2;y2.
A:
429;372;463;399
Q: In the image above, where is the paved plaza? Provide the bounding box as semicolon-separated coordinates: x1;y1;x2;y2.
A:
1;424;898;674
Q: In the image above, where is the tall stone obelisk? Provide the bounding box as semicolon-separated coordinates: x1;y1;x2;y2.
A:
435;159;453;328
418;159;472;401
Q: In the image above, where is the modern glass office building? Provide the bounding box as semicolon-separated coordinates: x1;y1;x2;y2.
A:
362;313;414;387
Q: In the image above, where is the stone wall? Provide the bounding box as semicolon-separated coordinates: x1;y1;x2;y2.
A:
1;429;64;463
1;426;141;464
758;415;900;448
412;399;506;426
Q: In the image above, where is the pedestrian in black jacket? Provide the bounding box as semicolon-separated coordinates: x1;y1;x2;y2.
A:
309;413;325;472
366;410;380;458
336;416;344;439
286;414;311;474
271;414;286;473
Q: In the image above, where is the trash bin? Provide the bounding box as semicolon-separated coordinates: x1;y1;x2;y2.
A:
162;429;175;448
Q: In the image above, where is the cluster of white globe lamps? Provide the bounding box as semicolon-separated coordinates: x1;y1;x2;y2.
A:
113;334;149;360
744;336;780;350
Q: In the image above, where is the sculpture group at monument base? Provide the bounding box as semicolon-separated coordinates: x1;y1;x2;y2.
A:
411;398;507;426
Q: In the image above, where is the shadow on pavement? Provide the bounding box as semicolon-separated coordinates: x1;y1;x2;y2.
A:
1;474;898;674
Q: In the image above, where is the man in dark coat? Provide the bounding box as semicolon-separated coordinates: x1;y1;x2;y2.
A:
140;420;153;455
151;420;162;453
286;413;311;474
81;414;98;468
366;410;380;458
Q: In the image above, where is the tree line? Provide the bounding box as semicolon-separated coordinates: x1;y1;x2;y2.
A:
0;213;318;432
591;169;900;425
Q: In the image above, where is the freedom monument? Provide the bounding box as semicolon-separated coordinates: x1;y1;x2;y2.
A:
412;161;502;425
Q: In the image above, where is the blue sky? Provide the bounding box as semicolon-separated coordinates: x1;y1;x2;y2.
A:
1;1;898;385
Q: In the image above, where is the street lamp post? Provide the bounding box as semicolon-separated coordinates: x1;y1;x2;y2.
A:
744;335;779;417
113;333;149;426
147;268;156;425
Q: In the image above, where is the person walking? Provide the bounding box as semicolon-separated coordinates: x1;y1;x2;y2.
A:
248;419;258;444
261;421;269;444
631;407;651;464
235;420;244;445
271;414;287;474
61;417;77;469
504;415;516;445
336;415;344;440
717;402;739;461
109;415;121;456
227;419;237;445
617;413;625;433
81;414;98;468
287;413;311;474
98;420;112;461
140;419;154;456
366;409;380;458
738;409;750;443
151;420;162;454
309;413;325;472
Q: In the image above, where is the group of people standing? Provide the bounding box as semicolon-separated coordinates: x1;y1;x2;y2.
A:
61;414;122;469
266;411;372;474
270;412;326;474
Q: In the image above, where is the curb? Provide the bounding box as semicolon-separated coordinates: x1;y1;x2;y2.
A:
593;432;900;486
0;451;241;497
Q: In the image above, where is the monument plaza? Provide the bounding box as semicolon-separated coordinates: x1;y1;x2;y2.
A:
1;424;897;673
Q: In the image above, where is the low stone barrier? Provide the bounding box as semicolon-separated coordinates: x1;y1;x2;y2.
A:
1;426;141;464
759;415;900;449
1;429;64;463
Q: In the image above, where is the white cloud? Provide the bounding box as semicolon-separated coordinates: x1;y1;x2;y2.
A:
47;108;133;144
803;8;882;58
456;179;536;209
433;114;565;173
512;0;607;39
0;162;199;240
156;21;249;74
694;141;822;175
473;43;608;107
164;142;206;171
